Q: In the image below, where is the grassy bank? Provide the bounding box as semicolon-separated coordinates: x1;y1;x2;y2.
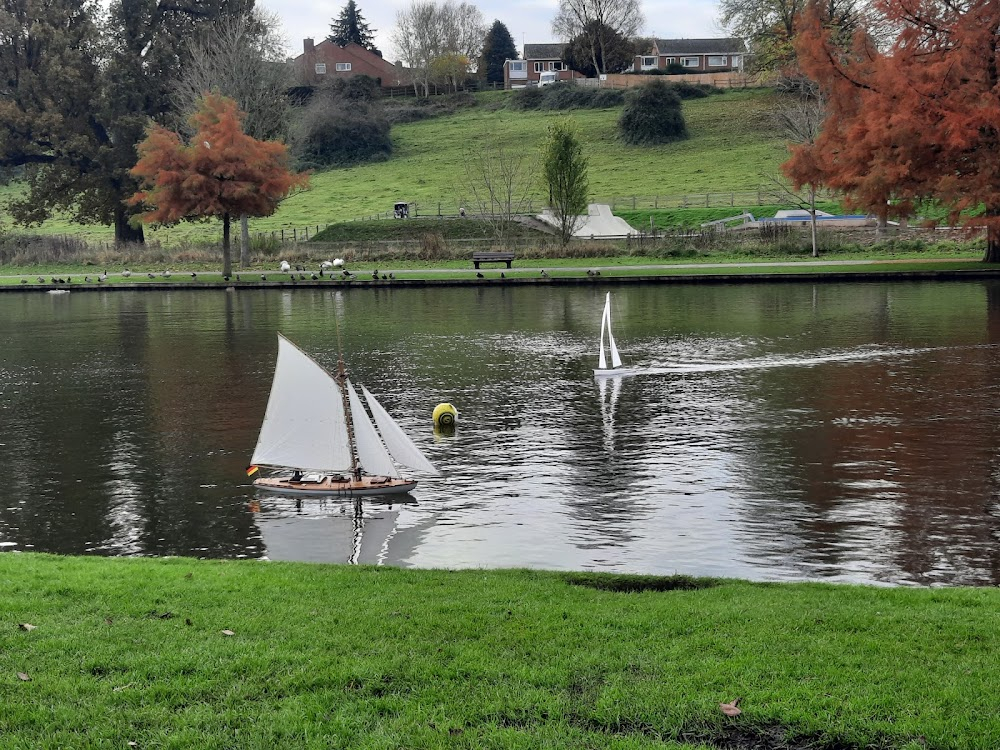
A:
0;88;791;246
3;553;999;748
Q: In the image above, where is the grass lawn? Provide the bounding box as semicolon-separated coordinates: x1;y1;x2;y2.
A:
3;553;1000;748
0;88;792;246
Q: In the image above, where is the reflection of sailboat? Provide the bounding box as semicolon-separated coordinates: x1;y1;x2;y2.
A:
594;292;639;378
250;334;437;496
252;497;411;564
597;375;623;451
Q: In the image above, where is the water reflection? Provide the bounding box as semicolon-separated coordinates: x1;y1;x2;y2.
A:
1;281;1000;585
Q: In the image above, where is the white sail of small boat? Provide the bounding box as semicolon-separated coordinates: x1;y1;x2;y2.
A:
249;334;437;496
594;292;639;378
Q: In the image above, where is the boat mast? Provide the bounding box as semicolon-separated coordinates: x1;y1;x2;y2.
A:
334;320;362;481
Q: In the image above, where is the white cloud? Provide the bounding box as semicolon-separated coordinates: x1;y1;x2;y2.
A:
262;0;723;62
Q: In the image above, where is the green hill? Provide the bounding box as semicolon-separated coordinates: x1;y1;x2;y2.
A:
2;88;792;245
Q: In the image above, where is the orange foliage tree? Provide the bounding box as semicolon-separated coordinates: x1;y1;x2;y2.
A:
786;0;1000;261
130;94;307;277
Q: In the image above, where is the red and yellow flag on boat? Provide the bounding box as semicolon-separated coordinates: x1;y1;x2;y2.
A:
246;465;259;476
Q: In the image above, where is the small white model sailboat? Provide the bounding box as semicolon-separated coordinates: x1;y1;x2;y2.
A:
249;334;437;496
594;292;639;378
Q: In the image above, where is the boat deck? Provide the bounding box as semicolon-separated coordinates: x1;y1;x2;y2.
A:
254;474;417;497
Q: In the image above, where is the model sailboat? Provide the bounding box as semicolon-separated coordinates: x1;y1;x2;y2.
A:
249;334;437;496
594;292;639;378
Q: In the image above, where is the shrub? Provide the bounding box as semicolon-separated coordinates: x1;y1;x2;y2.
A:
291;100;392;168
508;86;544;110
618;80;687;145
326;74;382;102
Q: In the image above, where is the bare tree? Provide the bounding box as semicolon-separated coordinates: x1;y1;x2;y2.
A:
460;126;537;245
173;8;292;268
393;0;485;95
770;89;826;256
551;0;643;75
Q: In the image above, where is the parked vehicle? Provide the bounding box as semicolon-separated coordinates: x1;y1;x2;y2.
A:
538;71;558;87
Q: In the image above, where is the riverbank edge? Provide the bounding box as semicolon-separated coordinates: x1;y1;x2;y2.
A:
4;552;1000;748
4;265;1000;292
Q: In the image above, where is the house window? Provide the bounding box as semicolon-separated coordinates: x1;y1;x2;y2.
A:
640;56;656;69
708;55;727;66
665;57;676;64
315;63;327;74
510;61;525;71
534;61;544;73
682;57;700;67
335;62;351;72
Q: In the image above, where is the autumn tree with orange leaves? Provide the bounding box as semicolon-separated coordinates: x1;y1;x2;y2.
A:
130;94;307;277
785;0;1000;262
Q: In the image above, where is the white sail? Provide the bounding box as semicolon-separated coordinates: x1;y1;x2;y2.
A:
361;385;438;474
251;334;353;472
346;380;399;478
598;293;609;370
606;296;623;368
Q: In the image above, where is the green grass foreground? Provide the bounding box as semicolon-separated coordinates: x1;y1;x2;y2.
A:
3;554;1000;749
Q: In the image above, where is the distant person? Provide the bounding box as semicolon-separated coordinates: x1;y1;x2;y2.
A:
459;207;466;217
291;470;302;482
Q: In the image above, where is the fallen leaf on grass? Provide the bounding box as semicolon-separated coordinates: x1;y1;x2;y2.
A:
221;629;235;636
16;672;30;681
105;618;113;626
128;742;138;747
18;623;36;631
720;698;742;717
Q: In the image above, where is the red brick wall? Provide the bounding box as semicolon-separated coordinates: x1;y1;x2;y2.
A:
294;40;408;87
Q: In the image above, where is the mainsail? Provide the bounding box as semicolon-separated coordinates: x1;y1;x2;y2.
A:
251;335;353;472
598;293;623;370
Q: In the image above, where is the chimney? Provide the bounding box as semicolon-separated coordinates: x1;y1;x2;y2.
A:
304;38;314;53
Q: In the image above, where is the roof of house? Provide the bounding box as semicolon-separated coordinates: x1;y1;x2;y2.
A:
523;43;566;60
653;38;746;55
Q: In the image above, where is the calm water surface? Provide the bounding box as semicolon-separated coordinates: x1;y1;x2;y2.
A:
2;281;999;585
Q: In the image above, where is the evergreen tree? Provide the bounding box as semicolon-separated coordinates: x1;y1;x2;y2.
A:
329;0;377;51
479;19;517;84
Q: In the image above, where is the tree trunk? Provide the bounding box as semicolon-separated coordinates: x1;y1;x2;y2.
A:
222;213;232;278
809;185;818;257
114;204;144;246
985;223;1000;263
240;215;250;268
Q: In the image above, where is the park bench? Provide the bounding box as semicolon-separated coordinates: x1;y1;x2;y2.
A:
472;251;515;269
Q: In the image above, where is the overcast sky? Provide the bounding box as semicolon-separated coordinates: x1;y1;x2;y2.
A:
261;0;724;62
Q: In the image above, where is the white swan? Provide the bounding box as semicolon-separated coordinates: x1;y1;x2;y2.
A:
279;260;291;272
333;258;345;267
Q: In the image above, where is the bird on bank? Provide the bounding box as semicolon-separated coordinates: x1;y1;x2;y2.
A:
381;274;387;280
20;278;27;284
279;260;291;273
84;276;92;283
223;276;230;282
260;274;267;281
500;272;505;278
372;271;379;280
388;272;394;279
320;260;333;270
540;269;549;278
99;270;108;282
586;269;601;277
333;258;344;267
476;272;484;278
122;269;131;278
190;272;197;279
147;273;155;279
37;277;45;284
162;270;171;278
342;270;353;278
311;274;319;280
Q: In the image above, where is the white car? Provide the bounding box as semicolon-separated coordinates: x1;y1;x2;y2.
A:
538;71;558;86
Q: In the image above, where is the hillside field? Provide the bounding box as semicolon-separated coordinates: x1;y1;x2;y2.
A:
0;88;792;246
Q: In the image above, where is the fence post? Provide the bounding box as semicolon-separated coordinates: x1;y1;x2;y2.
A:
304;227;308;240
293;228;297;241
281;229;284;241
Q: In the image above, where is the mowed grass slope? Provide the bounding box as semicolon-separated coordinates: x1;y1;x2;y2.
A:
2;89;790;246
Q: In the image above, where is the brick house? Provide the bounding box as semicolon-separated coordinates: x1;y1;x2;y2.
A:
503;43;584;89
633;38;746;74
292;38;409;87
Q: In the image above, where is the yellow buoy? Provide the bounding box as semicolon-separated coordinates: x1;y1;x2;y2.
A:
433;402;458;428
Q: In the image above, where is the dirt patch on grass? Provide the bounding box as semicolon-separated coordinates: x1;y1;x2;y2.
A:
563;572;719;593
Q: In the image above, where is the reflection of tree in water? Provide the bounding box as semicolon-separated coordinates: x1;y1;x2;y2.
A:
732;282;1000;584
